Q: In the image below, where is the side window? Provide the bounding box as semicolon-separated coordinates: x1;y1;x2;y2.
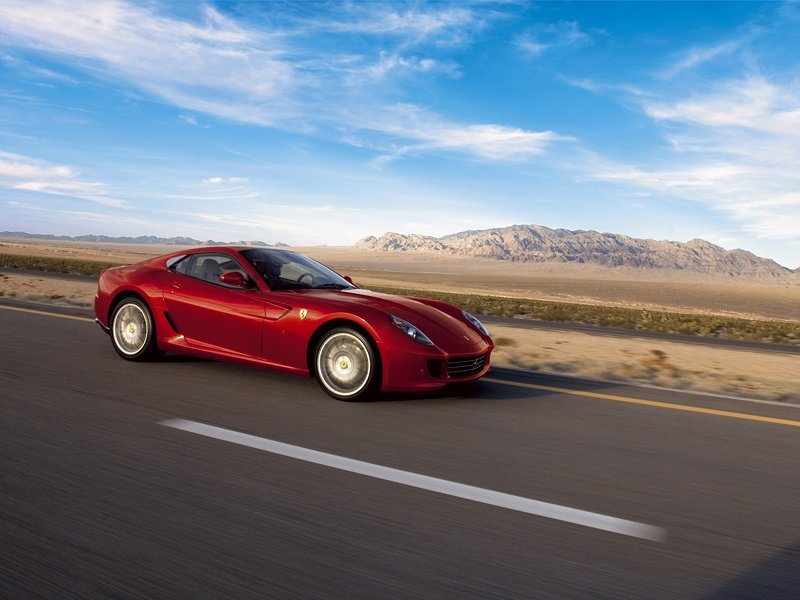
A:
166;255;190;274
175;259;190;275
179;253;250;287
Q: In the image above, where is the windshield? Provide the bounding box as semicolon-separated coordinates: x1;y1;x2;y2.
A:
241;248;356;291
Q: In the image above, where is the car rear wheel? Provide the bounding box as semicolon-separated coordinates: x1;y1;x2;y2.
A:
111;298;159;360
315;327;379;401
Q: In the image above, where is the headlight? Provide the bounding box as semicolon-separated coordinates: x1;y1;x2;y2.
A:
462;310;489;336
390;315;434;346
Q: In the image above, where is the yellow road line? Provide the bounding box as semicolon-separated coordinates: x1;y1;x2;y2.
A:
0;303;95;323
484;377;800;428
3;303;797;428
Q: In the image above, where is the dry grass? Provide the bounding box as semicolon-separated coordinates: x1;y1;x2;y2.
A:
1;247;798;402
488;323;800;403
367;284;800;346
302;246;800;322
2;250;798;345
0;253;116;276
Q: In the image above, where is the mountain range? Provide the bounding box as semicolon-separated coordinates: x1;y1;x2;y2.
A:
357;224;797;280
4;227;796;280
0;231;287;247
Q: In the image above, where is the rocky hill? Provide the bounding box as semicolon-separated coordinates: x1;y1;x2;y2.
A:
357;224;796;280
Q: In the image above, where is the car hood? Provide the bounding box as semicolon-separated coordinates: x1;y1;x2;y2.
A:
298;288;484;350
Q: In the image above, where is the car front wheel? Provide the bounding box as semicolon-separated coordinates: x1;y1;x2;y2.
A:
110;297;159;360
315;327;379;401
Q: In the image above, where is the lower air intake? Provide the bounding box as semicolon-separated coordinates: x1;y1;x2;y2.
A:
446;353;487;378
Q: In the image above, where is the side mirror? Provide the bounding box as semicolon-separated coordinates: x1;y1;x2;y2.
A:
343;275;354;284
219;271;251;288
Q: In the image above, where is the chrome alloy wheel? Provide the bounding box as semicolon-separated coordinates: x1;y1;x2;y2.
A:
112;300;152;358
316;330;374;400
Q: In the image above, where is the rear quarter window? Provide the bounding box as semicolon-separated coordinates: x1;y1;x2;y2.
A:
166;255;190;274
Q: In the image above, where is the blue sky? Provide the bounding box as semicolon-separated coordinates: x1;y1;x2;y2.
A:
1;1;799;268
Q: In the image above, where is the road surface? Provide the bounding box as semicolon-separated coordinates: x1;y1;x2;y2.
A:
1;301;798;599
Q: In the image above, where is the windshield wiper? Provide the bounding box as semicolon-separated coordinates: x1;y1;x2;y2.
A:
274;282;311;290
313;283;353;290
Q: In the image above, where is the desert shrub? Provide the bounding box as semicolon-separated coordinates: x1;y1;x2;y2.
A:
3;253;797;345
0;253;120;277
368;285;800;346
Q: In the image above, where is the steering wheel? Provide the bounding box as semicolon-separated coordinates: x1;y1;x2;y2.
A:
297;272;314;286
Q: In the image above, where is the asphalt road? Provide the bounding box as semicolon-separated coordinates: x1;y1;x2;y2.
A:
1;301;799;599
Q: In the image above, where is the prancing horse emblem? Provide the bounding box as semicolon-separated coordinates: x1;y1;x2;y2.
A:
299;309;308;320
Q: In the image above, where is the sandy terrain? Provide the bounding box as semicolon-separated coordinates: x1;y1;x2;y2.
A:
0;271;96;308
3;239;798;321
489;327;799;403
0;239;185;264
1;252;797;403
299;247;800;322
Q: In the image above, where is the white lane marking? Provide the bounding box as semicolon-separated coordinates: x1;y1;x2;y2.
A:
161;418;666;542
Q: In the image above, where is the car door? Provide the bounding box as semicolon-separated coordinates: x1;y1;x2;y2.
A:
165;253;284;358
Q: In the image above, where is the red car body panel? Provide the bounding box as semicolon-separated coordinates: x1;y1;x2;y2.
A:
95;247;493;393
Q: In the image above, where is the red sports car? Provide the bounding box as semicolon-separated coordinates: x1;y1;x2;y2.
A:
94;246;493;400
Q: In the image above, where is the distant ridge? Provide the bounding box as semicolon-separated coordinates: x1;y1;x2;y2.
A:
357;224;797;280
0;231;289;247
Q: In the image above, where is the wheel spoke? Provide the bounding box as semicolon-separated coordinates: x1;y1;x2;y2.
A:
316;331;372;398
112;302;150;356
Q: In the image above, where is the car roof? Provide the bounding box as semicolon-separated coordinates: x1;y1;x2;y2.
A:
176;246;297;255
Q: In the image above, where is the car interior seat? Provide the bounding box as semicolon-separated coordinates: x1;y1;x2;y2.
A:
200;259;223;283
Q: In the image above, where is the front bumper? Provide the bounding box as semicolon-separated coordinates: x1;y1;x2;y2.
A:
382;342;493;393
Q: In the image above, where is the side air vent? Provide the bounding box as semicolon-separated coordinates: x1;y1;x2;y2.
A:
163;311;180;334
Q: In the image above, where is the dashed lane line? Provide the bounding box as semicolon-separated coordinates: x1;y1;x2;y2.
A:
161;418;666;542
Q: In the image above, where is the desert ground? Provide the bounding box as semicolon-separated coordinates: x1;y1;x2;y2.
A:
299;247;800;322
1;238;798;403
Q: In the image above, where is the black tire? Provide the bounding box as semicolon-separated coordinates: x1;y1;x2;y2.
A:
314;327;380;401
110;297;160;361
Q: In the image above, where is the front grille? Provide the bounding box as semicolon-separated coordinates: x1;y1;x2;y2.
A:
446;353;487;378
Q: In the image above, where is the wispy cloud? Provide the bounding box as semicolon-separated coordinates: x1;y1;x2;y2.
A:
662;40;741;79
0;150;73;179
644;76;799;135
359;104;569;163
203;177;249;185
0;0;295;126
1;53;79;85
590;157;800;252
0;1;556;165
311;4;481;45
517;21;592;57
5;202;152;228
0;150;128;207
360;52;461;79
159;178;261;202
586;75;800;248
178;113;209;128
